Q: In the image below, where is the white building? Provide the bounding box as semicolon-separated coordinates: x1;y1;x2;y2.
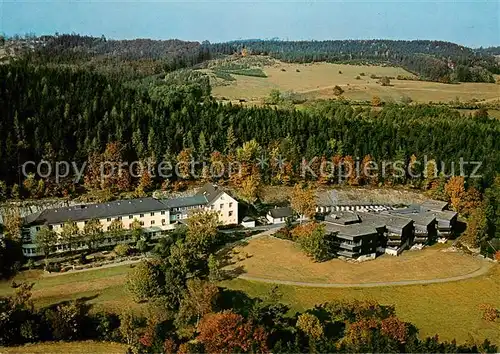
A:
22;184;238;257
266;207;294;225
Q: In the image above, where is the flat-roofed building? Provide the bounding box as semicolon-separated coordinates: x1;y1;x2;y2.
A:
359;212;414;256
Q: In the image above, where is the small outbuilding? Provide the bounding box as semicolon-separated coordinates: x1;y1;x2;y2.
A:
241;216;256;228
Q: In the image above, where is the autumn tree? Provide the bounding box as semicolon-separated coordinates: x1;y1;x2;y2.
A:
371;95;382;107
240;170;261;204
126;260;165;303
100;142;132;192
3;208;22;241
297;224;333;262
290;184;316;222
130;218;144;242
60;220;80;251
380;316;411;343
462;206;487;248
177;148;193;179
460;187;482;216
210;151;226;180
197;311;268;354
444;176;466;212
296;313;324;340
35;226;57;258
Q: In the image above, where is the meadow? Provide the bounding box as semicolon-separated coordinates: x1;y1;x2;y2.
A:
208;58;500;105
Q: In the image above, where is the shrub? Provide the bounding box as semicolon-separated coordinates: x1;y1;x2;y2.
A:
114;243;131;257
43;301;86;340
136;239;148;253
480;304;499;322
333;85;344;96
297;224;334;262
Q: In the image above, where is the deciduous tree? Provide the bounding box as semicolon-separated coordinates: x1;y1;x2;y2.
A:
197;311;268;354
290;184;316;221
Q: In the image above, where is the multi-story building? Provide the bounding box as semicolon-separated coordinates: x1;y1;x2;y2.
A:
320;199;457;260
323;212;380;260
21;184;238;257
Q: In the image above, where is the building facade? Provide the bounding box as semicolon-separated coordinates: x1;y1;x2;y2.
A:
22;184;238;257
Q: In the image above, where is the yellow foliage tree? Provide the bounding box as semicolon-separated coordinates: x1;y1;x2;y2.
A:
290;184;316;222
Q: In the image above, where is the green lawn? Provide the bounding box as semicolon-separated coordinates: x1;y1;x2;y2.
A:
0;264;141;313
220;265;500;344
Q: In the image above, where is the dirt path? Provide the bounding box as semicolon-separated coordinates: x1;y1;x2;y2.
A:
42;258;143;278
237;261;494;288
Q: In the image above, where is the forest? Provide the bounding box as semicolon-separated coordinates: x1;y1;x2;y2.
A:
1;60;499;195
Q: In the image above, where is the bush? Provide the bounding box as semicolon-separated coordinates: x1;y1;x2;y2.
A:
114;244;131;257
90;312;121;341
136;239;148;253
297;224;334;262
274;227;294;241
43;301;86;340
44;263;61;273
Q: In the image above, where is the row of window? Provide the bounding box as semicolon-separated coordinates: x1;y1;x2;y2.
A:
23;230;170;255
209;202;233;210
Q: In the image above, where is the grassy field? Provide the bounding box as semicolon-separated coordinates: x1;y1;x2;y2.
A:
0;264;140;313
226;237;486;283
1;250;498;345
0;341;127;353
209;58;500;105
220;265;500;343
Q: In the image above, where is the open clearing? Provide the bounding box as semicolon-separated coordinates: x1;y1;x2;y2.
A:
0;341;127;353
208;58;500;104
225;236;487;284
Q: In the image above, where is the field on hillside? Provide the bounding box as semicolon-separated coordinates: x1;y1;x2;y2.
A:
225;237;486;284
206;57;500;105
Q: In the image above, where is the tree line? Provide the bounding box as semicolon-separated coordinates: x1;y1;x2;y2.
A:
10;34;500;83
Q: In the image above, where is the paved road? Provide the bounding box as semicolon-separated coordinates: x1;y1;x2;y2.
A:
237;261;495;288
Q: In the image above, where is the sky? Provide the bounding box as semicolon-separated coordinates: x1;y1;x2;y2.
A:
1;0;499;48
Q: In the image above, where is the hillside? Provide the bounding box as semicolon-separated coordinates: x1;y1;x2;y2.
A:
4;34;500;84
204;56;500;105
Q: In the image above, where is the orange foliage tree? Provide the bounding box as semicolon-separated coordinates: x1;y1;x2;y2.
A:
197;311;268;354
